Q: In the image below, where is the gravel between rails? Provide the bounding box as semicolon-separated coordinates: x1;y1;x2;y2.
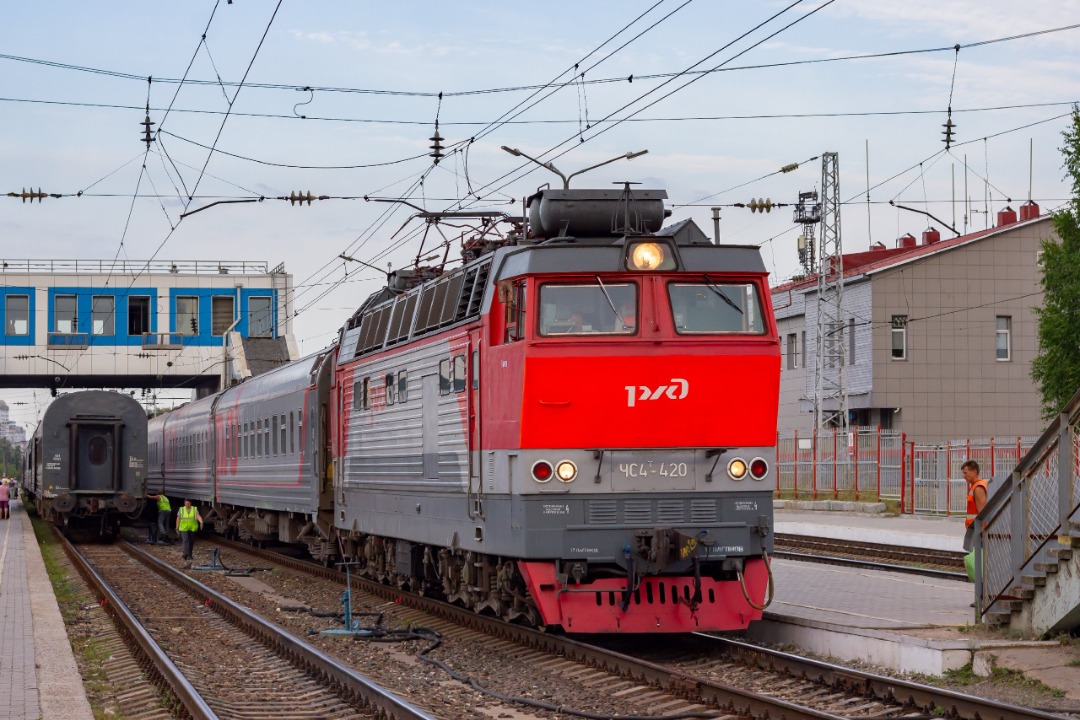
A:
139;538;718;720
80;543;375;719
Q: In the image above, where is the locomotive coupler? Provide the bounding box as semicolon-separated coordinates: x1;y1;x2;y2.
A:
632;527;714;571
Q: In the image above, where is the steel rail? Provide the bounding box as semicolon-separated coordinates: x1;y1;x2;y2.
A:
698;635;1074;720
776;533;965;568
55;529;219;720
119;541;436;720
772;549;968;580
205;537;844;720
211;536;1069;720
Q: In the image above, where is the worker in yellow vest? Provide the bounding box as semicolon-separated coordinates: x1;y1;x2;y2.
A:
146;491;172;545
176;499;204;567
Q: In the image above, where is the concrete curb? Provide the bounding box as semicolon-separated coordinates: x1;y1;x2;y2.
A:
21;505;94;719
774;499;888;514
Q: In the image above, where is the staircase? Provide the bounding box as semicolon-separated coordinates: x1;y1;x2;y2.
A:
225;332;297;386
976;387;1080;636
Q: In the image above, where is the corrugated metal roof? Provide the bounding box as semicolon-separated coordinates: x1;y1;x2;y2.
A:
770;213;1052;296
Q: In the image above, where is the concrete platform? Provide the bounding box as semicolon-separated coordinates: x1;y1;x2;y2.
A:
0;498;92;719
754;513;1080;693
775;508;967;553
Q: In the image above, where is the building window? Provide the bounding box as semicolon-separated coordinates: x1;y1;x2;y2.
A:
249;296;273;338
177;296;199;335
211;296;235;335
786;333;798;370
55;295;77;333
996;316;1011;361
5;295;29;336
128;296;151;335
891;315;907;360
92;296;115;336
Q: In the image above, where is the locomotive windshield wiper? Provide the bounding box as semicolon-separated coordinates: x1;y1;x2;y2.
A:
703;274;744;315
594;275;621;323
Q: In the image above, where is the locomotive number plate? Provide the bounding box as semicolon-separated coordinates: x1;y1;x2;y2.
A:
618;461;689;478
608;451;696;490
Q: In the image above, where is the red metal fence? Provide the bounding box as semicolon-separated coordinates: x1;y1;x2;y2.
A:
776;428;1038;514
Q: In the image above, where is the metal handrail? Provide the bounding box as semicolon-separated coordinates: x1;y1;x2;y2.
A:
975;385;1080;619
0;258;270;274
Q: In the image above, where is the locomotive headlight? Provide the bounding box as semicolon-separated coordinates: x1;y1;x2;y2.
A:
532;460;554;483
556;460;577;482
628;242;666;271
727;458;748;480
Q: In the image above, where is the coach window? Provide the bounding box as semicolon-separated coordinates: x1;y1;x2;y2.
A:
471;350;479;389
385;373;395;406
272;414;279;455
668;282;764;334
397;369;409;403
264;418;270;457
362;378;371;410
289;411;295;454
279;416;286;454
439;358;452;395
5;295;29;336
256;419;264;457
89;436;108;465
538;282;636;336
453;354;467;393
55;295;77;333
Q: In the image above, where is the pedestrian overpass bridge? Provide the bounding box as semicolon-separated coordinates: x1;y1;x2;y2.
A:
0;259;296;395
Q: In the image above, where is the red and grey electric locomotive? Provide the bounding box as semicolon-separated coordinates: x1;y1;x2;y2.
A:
150;185;780;633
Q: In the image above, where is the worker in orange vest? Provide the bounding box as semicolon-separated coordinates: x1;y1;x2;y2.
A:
962;460;989;585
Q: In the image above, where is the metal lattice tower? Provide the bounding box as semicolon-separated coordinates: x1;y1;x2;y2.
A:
813;152;849;430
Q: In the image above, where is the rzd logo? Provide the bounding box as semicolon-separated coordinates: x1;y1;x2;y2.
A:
625;378;689;407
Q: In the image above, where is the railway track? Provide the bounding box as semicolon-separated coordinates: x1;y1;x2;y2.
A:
200;536;1066;720
774;533;967;578
58;531;435;720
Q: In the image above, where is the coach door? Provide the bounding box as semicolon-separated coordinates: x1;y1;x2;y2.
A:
71;420;121;492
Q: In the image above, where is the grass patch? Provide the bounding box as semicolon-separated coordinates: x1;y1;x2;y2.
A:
943;662;1066;697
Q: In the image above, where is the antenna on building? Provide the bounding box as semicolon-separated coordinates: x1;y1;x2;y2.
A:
813;152;849;431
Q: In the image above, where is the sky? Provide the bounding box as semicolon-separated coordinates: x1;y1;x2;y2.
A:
2;0;1079;428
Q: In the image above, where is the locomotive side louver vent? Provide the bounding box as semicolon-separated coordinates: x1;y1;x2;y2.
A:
466;261;491;316
588;500;618;524
657;500;685;524
690;499;718;524
624;499;652;524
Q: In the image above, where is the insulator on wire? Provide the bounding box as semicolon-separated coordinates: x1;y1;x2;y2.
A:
6;188;49;203
289;191;315;206
429;124;445;165
748;197;774;214
942;109;956;149
140;111;156;149
780;163;799;173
